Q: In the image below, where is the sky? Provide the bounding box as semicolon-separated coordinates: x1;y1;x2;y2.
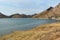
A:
0;0;60;16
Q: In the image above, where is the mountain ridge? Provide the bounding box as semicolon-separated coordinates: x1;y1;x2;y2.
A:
32;3;60;19
0;3;60;18
0;13;33;18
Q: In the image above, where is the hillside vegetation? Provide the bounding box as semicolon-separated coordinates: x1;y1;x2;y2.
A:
32;3;60;19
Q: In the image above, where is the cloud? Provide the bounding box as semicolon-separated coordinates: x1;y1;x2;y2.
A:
0;5;41;15
0;0;60;15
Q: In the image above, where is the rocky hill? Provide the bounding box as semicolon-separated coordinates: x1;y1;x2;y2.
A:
0;22;60;40
9;13;32;18
32;3;60;19
9;14;23;18
0;13;31;18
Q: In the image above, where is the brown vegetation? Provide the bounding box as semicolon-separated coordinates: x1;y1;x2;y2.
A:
32;3;60;19
0;22;60;40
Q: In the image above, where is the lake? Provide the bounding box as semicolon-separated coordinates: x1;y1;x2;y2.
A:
0;18;58;36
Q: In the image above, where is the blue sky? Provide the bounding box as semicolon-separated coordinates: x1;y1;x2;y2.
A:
0;0;60;15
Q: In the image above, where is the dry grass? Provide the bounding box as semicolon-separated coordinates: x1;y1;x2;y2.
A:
0;22;60;40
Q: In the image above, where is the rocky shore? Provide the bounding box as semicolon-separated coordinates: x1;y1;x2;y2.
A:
0;22;60;40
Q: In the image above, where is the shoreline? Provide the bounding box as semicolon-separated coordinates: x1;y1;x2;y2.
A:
0;22;60;40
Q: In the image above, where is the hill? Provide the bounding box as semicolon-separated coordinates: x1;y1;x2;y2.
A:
32;3;60;19
0;12;8;18
9;13;32;18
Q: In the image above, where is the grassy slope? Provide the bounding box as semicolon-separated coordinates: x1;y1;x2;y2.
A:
0;22;60;40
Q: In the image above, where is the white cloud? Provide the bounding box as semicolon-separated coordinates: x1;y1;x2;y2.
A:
0;0;59;15
0;5;41;15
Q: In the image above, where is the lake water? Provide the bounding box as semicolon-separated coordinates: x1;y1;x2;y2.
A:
0;18;58;36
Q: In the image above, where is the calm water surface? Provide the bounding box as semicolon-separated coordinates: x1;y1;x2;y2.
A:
0;18;58;36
